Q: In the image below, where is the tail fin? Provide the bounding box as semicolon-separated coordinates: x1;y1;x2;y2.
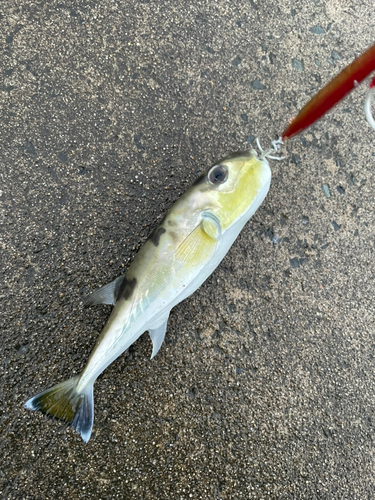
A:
25;376;94;443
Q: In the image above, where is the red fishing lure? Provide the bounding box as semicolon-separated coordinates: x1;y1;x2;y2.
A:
282;42;375;140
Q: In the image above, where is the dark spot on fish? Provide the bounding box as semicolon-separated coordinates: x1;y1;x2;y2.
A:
167;220;177;227
169;231;178;241
149;227;166;246
115;276;137;301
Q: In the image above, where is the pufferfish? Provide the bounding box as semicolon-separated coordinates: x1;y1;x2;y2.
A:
25;147;275;442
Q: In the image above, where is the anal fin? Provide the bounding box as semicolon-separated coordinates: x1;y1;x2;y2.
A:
148;313;169;359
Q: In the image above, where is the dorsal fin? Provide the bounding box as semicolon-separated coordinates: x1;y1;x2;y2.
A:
83;276;124;307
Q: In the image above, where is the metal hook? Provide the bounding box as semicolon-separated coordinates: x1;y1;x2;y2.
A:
364;88;375;131
255;137;285;161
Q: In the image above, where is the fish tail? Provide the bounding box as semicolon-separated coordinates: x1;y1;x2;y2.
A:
25;376;94;443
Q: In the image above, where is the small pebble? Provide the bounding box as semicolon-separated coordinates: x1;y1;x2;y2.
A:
231;56;241;67
251;79;266;90
321;184;331;198
292;58;304;71
310;26;325;34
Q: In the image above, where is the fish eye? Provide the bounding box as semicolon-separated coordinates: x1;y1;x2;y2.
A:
208;164;228;185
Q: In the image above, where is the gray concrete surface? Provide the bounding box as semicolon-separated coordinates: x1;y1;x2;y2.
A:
1;0;375;498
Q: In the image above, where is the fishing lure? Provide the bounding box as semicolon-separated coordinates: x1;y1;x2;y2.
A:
282;42;375;139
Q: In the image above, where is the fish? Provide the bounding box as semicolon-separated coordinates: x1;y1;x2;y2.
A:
25;149;272;442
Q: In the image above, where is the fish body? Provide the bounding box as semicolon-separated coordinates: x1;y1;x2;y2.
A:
25;149;271;442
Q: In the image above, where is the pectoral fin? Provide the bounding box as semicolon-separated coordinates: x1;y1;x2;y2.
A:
83;276;124;307
148;314;169;359
175;221;218;267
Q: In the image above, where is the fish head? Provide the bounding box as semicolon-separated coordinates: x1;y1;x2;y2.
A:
193;150;271;234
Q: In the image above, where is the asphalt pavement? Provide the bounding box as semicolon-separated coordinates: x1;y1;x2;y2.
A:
1;1;375;498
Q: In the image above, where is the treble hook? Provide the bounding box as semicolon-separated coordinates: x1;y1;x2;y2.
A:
364;77;375;131
255;137;285;161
